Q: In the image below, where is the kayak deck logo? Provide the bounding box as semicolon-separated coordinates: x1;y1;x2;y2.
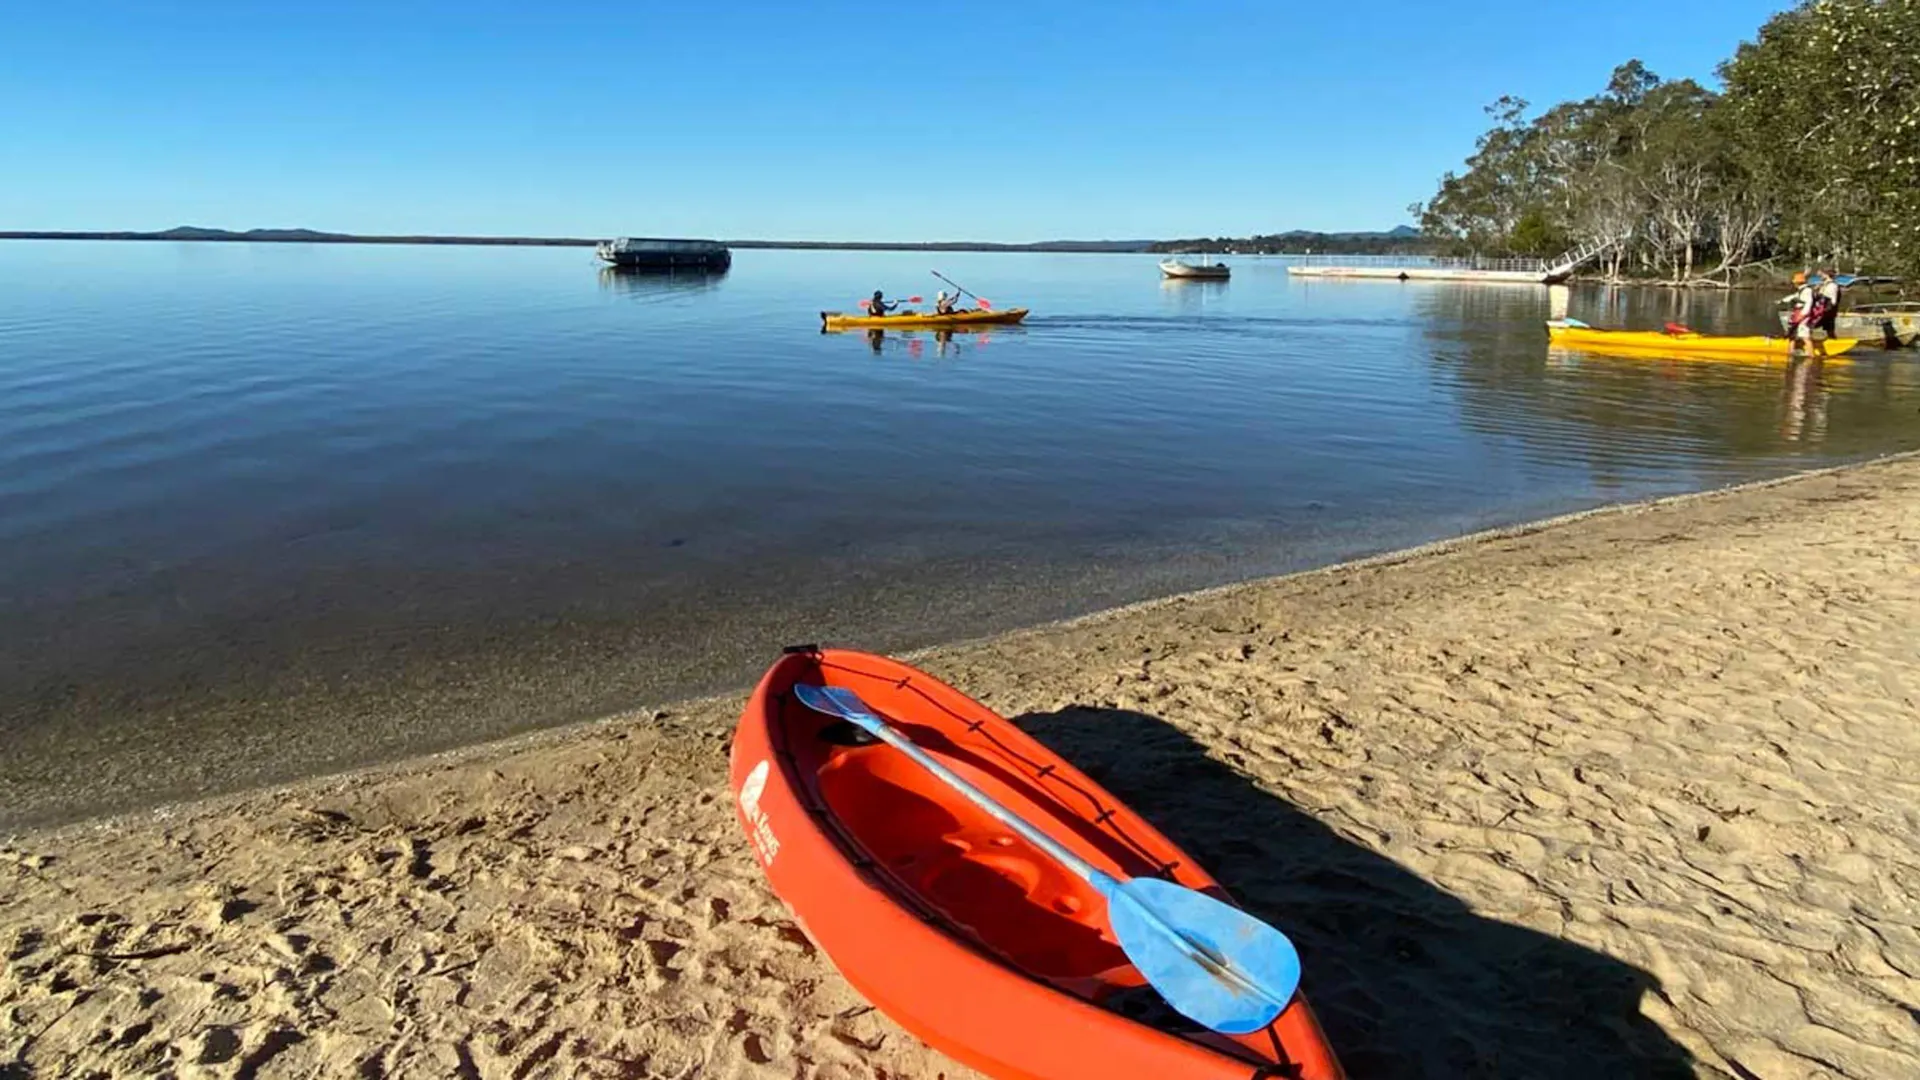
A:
738;759;780;865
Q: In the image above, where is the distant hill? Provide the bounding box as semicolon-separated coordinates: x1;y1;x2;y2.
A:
0;226;599;247
152;226;355;242
0;228;1157;252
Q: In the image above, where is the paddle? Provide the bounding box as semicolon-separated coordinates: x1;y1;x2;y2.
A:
791;682;1302;1036
931;270;991;310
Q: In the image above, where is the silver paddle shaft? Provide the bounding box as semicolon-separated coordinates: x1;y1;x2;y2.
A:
838;699;1279;999
831;703;1113;889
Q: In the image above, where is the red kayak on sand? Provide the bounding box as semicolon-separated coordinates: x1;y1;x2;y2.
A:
729;645;1345;1080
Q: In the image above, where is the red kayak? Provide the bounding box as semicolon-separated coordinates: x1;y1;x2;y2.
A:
729;645;1345;1079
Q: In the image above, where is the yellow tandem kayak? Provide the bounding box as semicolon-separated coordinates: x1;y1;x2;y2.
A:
1546;320;1858;360
821;307;1029;331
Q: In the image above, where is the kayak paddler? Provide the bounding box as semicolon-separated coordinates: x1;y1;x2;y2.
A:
934;290;959;315
868;290;898;317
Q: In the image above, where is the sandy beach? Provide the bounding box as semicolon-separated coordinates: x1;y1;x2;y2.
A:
5;453;1918;1079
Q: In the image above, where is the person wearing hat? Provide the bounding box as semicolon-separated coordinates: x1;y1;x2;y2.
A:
1781;271;1809;327
867;289;898;318
934;289;962;315
1784;271;1822;355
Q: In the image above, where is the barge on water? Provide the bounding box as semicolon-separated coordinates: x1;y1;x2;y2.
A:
594;237;732;270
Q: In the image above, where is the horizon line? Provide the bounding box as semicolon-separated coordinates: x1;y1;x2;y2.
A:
0;224;1424;250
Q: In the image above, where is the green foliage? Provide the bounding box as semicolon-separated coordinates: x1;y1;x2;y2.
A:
1418;0;1920;280
1509;208;1570;256
1719;0;1920;277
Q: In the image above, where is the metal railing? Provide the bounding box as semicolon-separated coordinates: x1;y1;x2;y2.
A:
1286;253;1549;273
1544;236;1624;278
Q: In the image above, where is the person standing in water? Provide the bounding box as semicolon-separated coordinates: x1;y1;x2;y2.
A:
1816;270;1844;342
1797;272;1842;357
1785;272;1821;355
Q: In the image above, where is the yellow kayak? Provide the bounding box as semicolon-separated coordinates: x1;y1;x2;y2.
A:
820;307;1029;331
1546;321;1858;360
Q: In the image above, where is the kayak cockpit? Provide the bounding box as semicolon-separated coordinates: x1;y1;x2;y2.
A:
814;742;1138;986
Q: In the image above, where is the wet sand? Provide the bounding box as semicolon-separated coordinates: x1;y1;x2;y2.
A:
5;453;1918;1078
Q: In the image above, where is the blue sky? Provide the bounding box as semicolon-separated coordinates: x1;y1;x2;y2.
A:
2;0;1791;242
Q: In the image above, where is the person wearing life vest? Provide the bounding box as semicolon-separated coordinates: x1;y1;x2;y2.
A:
1814;269;1843;341
1800;272;1842;357
1782;271;1808;334
1784;271;1823;355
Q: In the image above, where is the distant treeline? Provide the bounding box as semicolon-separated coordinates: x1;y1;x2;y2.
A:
0;227;1160;254
5;228;1461;258
1149;229;1427;256
1413;0;1918;283
2;227;1455;257
726;239;1155;253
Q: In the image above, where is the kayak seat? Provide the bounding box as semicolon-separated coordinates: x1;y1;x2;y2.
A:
816;745;1132;983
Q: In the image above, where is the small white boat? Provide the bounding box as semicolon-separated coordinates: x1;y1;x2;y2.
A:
1159;258;1231;280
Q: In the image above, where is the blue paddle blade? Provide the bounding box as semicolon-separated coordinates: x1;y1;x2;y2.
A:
1102;876;1301;1035
805;684;876;721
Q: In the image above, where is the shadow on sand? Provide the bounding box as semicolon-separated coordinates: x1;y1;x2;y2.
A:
1013;706;1693;1079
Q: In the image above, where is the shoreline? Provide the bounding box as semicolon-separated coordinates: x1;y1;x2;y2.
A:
19;447;1918;846
6;451;1918;1077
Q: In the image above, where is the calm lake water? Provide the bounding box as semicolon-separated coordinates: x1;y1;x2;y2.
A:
4;241;1917;828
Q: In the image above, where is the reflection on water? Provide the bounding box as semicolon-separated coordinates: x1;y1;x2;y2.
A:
1418;282;1915;491
839;324;1011;361
1781;357;1832;444
1158;276;1231;315
1548;283;1570;321
2;243;1918;828
596;264;729;296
